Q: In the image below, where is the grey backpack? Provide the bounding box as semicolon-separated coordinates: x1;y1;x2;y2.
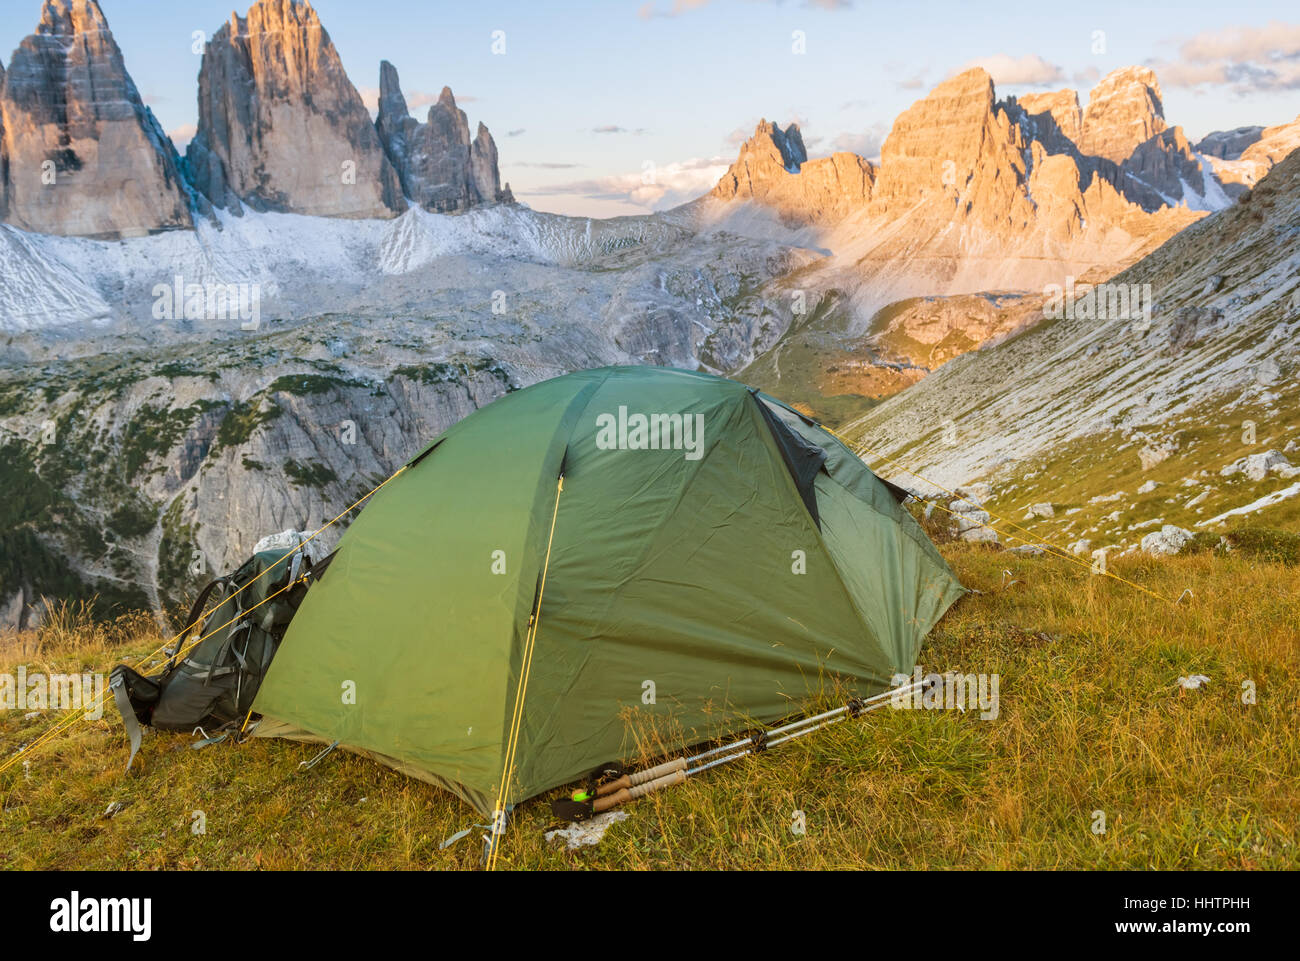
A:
110;546;326;769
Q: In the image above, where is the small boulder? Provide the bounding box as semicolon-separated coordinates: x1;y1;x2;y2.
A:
1221;449;1294;481
1139;436;1180;471
1137;480;1159;494
952;509;991;535
962;527;1000;546
1140;525;1194;556
954;482;992;505
1026;503;1055;519
1069;538;1092;556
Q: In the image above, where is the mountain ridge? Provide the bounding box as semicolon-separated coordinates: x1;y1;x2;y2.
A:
0;0;513;241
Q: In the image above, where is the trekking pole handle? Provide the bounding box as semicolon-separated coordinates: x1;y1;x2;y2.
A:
593;768;687;813
595;757;688;796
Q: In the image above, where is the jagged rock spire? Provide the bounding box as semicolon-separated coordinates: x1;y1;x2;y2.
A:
184;0;405;219
375;63;511;212
0;0;192;238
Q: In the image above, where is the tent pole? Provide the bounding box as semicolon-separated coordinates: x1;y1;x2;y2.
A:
682;674;932;768
560;674;946;819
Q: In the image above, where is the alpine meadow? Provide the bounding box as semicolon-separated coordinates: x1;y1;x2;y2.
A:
0;0;1297;919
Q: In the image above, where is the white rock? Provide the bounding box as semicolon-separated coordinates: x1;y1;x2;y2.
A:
1139;437;1179;471
545;810;629;848
1026;502;1055;519
961;527;1000;545
1140;525;1194;556
950;508;990;535
1089;492;1124;504
1069;538;1091;556
1254;358;1282;385
954;482;991;505
1006;544;1045;557
1176;674;1210;691
1222;449;1293;481
1137;480;1158;494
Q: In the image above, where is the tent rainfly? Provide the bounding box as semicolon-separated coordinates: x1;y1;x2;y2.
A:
252;366;964;814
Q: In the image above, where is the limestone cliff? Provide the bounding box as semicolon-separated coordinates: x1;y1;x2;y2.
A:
0;0;192;238
376;64;511;212
184;0;405;219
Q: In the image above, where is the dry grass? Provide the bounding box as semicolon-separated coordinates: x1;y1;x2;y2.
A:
2;547;1297;870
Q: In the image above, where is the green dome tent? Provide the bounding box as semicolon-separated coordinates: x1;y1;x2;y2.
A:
252;366;964;815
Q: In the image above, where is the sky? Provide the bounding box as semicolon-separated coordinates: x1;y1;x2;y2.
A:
1;0;1298;217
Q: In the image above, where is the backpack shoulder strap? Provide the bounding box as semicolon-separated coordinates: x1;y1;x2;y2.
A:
171;577;228;673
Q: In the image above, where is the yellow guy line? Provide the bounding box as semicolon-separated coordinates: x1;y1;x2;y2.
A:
487;474;565;871
0;465;410;776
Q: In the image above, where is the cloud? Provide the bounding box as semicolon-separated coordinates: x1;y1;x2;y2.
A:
1071;66;1102;88
168;124;198;151
526;156;731;211
1179;20;1300;64
638;0;709;20
829;124;887;159
958;53;1065;87
507;129;527;137
724;126;752;148
1148;21;1300;93
592;125;646;135
639;0;851;19
508;162;585;170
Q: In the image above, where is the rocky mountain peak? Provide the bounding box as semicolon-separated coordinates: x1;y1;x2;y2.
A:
374;63;511;212
1017;88;1083;146
0;58;7;222
761;120;808;170
710;116;871;225
0;0;193;238
876;66;1033;222
184;0;405;219
34;0;109;34
1196;125;1265;161
1079;65;1167;164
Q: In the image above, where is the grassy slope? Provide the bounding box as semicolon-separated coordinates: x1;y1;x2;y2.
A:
837;150;1300;542
976;390;1300;554
2;545;1296;870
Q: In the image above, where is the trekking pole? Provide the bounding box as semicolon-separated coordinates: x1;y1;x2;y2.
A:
552;674;943;820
